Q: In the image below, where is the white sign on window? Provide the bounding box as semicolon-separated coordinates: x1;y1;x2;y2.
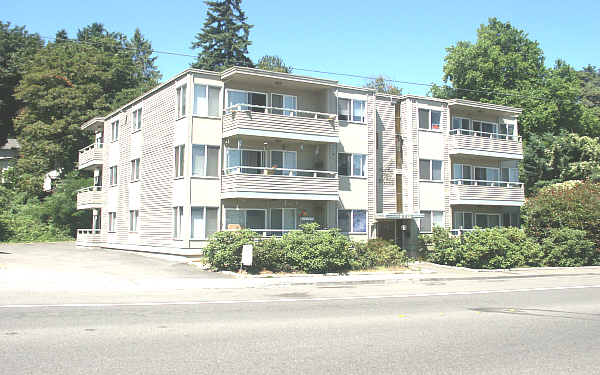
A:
242;244;253;266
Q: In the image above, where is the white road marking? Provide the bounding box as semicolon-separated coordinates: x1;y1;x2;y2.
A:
1;284;600;309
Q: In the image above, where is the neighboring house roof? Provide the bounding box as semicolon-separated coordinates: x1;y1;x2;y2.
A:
1;138;20;150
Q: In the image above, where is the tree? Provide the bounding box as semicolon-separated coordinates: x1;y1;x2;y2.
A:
256;55;292;73
12;23;159;194
0;22;43;146
365;76;402;95
191;0;254;71
127;28;162;87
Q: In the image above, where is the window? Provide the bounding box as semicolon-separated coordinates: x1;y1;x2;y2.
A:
109;166;118;186
419;159;442;181
452;163;473;184
502;212;520;227
132;108;142;131
129;210;139;232
193;84;221;117
174;145;185;178
108;212;117;233
192;145;219;177
227;90;266;112
418;109;441;130
472;213;502;229
338;153;366;177
191;207;218;239
420;211;444;233
225;209;266;230
271;94;297;116
225;148;265;174
337;209;367;233
270;150;297;175
474;167;500;186
176;85;187;118
270;208;297;235
130;158;140;182
452;117;471;135
453;212;473;230
111;120;119;141
173;206;183;239
338;98;366;122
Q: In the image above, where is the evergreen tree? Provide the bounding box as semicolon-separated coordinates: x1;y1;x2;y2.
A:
365;76;402;95
0;21;43;146
127;28;162;87
256;55;292;73
191;0;254;71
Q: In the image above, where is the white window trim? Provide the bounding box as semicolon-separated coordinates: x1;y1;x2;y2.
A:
190;206;219;240
270;93;298;117
337;209;367;234
419;210;444;233
129;210;139;233
269;208;297;231
108;212;117;233
225;147;266;174
131;107;142;133
111;120;119;142
109;166;118;186
192;84;222;118
419;159;443;182
176;84;187;119
191;144;220;178
226;89;268;112
338;152;367;178
337;97;367;124
173;206;184;239
419;108;442;132
224;208;268;230
130;158;140;182
174;145;185;178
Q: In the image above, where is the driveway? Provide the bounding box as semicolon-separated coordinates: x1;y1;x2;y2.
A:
0;241;231;294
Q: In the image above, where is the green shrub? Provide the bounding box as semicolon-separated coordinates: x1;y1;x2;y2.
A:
419;227;463;266
540;228;599;267
203;229;257;271
352;239;409;269
252;237;291;273
0;212;70;242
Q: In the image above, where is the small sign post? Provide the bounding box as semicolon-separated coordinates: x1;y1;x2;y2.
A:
240;244;253;272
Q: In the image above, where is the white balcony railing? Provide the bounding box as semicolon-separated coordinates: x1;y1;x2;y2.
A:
450;179;523;188
450;180;525;203
76;186;103;209
76;228;101;246
78;143;103;169
449;129;522;142
225;104;336;120
223;166;337;178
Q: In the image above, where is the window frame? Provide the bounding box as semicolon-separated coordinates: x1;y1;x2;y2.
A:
418;108;442;131
190;206;219;240
111;120;119;142
337;97;367;123
191;144;220;177
271;93;298;116
129;210;139;232
174;145;185;178
419;210;444;233
224;208;268;231
108;212;117;233
173;206;184;239
176;84;187;119
130;158;140;182
419;159;443;182
109;165;118;186
193;84;222;118
337;209;367;234
226;89;267;112
338;152;367;177
132;108;142;132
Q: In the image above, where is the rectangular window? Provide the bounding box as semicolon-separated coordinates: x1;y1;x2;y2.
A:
109;166;118;186
192;145;219;177
338;98;351;121
130;158;140;182
111;120;119;141
453;212;474;230
173;206;183;239
270;208;297;234
129;210;139;232
193;84;221;117
420;211;444;233
338;98;366;123
108;212;117;233
338;153;366;177
337;209;367;233
174;145;185;178
419;159;442;181
190;207;218;239
227;90;266;112
353;100;365;122
132;108;142;131
225;209;266;230
176;85;186;118
419;109;442;130
225;148;265;174
271;94;297;116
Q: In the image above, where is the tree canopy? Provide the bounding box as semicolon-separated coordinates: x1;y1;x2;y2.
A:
256;55;292;73
191;0;253;71
365;76;402;95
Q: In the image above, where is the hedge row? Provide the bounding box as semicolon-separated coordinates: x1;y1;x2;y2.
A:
203;223;408;274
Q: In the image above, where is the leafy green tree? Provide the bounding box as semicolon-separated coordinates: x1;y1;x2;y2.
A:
365;76;402;95
191;0;254;71
578;65;600;109
0;21;43;146
256;55;292;73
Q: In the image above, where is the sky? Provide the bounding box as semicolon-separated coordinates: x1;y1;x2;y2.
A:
2;0;598;96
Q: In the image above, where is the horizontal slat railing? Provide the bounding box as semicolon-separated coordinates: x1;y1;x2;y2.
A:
223;166;337;178
448;129;523;156
225;104;336;120
76;186;103;208
449;129;522;142
76;229;102;244
450;182;525;202
450;179;523;188
78;143;103;169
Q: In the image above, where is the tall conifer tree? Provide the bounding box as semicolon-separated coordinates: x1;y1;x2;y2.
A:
191;0;253;71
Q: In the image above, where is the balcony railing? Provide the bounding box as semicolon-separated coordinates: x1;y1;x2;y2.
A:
448;129;522;157
76;229;101;246
221;166;339;199
450;179;525;204
78;143;103;170
223;228;331;238
450;179;523;188
76;186;103;209
223;104;338;141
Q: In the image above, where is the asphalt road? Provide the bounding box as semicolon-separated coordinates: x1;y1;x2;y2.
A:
2;284;600;374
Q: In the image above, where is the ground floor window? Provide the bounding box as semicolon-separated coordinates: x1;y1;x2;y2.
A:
453;211;511;230
420;211;444;233
191;206;218;239
225;209;267;230
173;206;183;239
108;212;117;232
129;210;139;232
337;209;366;233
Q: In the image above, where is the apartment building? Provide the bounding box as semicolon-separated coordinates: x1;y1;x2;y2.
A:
75;67;524;255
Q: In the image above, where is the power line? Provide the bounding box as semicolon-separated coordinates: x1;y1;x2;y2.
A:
39;34;549;101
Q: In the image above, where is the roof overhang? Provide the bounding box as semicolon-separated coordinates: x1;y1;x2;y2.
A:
448;99;522;115
81;117;105;131
221;66;339;91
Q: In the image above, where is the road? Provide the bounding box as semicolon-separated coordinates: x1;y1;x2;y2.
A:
2;278;600;374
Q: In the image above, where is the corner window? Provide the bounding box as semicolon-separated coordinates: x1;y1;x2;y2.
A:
109;166;118;186
176;84;187;118
418;108;441;130
337;209;367;233
111;120;119;141
193;84;221;117
353;100;365;122
132;108;142;131
419;159;442;181
191;207;218;239
420;210;444;233
108;212;117;232
192;144;219;177
174;145;185;178
129;210;139;232
173;206;183;239
130;158;140;182
338;153;366;177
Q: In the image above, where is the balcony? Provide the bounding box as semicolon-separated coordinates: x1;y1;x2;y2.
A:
450;179;525;206
449;130;523;159
76;229;101;246
78;143;103;170
221;166;339;201
223;105;338;143
77;186;103;209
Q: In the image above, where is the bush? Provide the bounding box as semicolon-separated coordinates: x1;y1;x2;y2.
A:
203;229;257;272
540;228;599;267
352;239;409;269
420;227;542;269
0;212;70;242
